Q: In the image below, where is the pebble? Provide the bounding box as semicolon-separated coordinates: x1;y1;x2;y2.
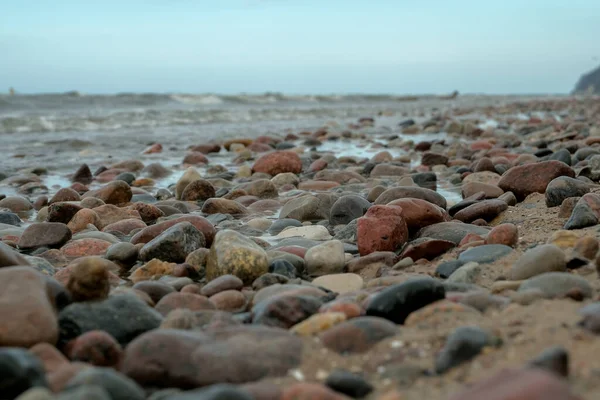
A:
454;199;508;223
318;316;397;354
497;160;575;201
458;244;513;264
447;262;481;284
329;195;371;225
0;347;49;398
325;370;374;398
518;272;593;299
485;223;518;247
252;294;322;328
417;222;490;245
18;222;72;250
66;331;123;367
311;273;364;294
564;193;600;229
374;186;447;209
65;256;112;302
435;326;497;374
305;240;346;276
252;150;302;175
528;346;569;378
64;367;145;400
268;259;297;278
510;244;566;280
290;312;347;336
357;205;408;256
279;194;337;222
155;292;215;315
139;221;205;263
276;225;332;240
545;176;591;207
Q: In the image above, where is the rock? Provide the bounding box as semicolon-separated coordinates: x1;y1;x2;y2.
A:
236;179;278;199
131;215;215;247
357;205;408;256
276;225;332;241
64;367;145;400
366;278;446;324
497;160;575;201
417;222;490;245
49;188;81;205
206;230;269;285
14;388;55;400
268;259;297;278
102;218;146;235
57;294;163;347
66;331;123;367
518;272;593;299
461;182;504;199
269;219;303;235
290;312;347;336
374;186;447;209
252;151;302;175
67;209;101;233
545;176;591;207
435;260;465;279
0;196;33;217
47;202;83;224
139;222;205;263
201;275;244;297
0;267;58;347
0;241;30;267
447;262;481;284
499;191;517;206
279;194;337;222
422;152;449;166
510;244;566;280
564;193;600;229
329;195;371;225
129;259;176;283
165;384;254;400
120;326;303;388
18;223;72;250
252;295;322;328
400;238;456;261
84;181;132;205
529;346;569;378
175;168;203;200
573;63;600;94
435;326;496;374
446;368;578;400
574;236;599;260
154;292;215;315
0;348;49;398
388;198;447;234
0;211;22;226
305;240;345;277
182;151;208;165
72;164;93;184
458;244;513;264
282;383;350;400
61;239;112;259
132;281;176;304
485;223;518;247
57;385;111;399
105;242;138;267
370;164;410;177
325;370;373;399
66;257;113;302
454;200;508;223
318;317;397;354
311;274;363;294
209;290;247;312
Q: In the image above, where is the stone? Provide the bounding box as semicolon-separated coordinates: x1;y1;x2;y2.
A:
545;176;592;207
66;331;123;367
388;198;447;234
329;195;371;225
165;385;254;400
0;267;58;347
64;367;145;400
400;238;456;261
131;215;215;247
435;260;465;279
0;348;49;398
318;317;397;354
282;383;349;400
0;196;33;217
84;181;132;205
57;294;163;347
518;272;593;299
57;385;111;399
252;151;302;175
202;198;249;216
61;239;112;259
269;219;303;235
105;242;138;267
0;211;22;226
370;164;410;177
201;275;244;296
454;199;508;223
485;223;518;247
49;188;81;205
276;225;332;241
72;164;93;184
252;295;322;328
574;236;599;260
311;273;364;294
528;346;569;378
0;241;30;267
497;160;575;201
447;262;482;284
128;259;175;283
120;326;303;388
18;223;72;250
66;257;113;302
289;312;347;336
305;240;345;277
182;151;208;165
374;186;447;209
416;222;490;245
139;221;205;263
155;292;215;316
365;278;446;324
461;182;504;199
510;244;566;280
175;167;203;200
132;281;176;304
435;326;496;374
279;194;337;222
206;230;269;285
15;388;55;400
47;202;83;224
325;370;373;399
67;209;101;233
236;179;278;199
357;205;408;256
268;259;296;278
458;244;513;264
209;290;247;312
564;193;600;229
422;152;449;166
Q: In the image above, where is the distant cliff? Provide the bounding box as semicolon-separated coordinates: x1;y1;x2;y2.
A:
573;65;600;95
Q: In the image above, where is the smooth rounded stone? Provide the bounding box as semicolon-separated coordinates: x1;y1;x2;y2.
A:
64;367;144;400
72;164;93;184
374;186;447;209
246;218;272;232
0;347;49;398
282;383;350;400
289;312;347;336
61;239;112;259
155;292;215;315
235;179;278;199
365;278;446;324
131;281;176;304
252;295;322;328
66;330;123;367
393;257;414;270
83;181;133;205
329;195;371;225
165;384;254;400
185;247;210;270
56;385;111;400
486;223;518;247
175;168;202;200
421;151;449;166
18;223;72;250
46;202;84;224
558;196;580;218
57;294;163;347
105;242;138;266
510;244;566;280
447;368;578;400
564;193;600;229
121;326;303;388
139;221;205;263
528;346;569;378
0;241;30;267
454;199;508;223
357;205;408;256
447;262;482;284
435;326;497;374
548;148;572;165
65;256;113;302
201;275;244;297
318;316;397;354
268;259;297;278
324;370;373;398
387;198;447;234
461;182;504;199
201;198;249;216
276;225;332;241
369;163;410;177
458;244;514;264
251;274;290;291
0;196;33;217
312;273;363;294
271;172;299;188
102;218;146;235
0;267;59;347
279;193;338;222
129;202;164;223
574;236;599;260
209;290;247;312
498;160;575;201
15;388;54;400
252;151;302;175
268;219;302;235
206;230;269;285
0;211;22;226
498;191;517;206
545;176;592;207
400;238;456;261
129;259;176;283
305;240;345;277
73;230;121;244
458;292;509;313
417;222;490;245
67;209;101;233
131;215;215;247
518;272;593;299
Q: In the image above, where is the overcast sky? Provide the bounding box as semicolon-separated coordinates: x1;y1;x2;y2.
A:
2;0;599;94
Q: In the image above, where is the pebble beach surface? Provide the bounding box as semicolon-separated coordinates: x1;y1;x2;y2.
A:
1;94;600;399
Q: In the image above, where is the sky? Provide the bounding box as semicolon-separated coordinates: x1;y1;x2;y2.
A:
1;0;599;95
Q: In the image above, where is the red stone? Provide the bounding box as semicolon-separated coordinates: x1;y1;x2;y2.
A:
485;223;518;247
61;238;112;258
357;205;408;256
182;151;209;165
66;330;123;367
142;143;162;154
498;161;575;201
388;198;447;234
252;151;302;176
309;159;328;172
